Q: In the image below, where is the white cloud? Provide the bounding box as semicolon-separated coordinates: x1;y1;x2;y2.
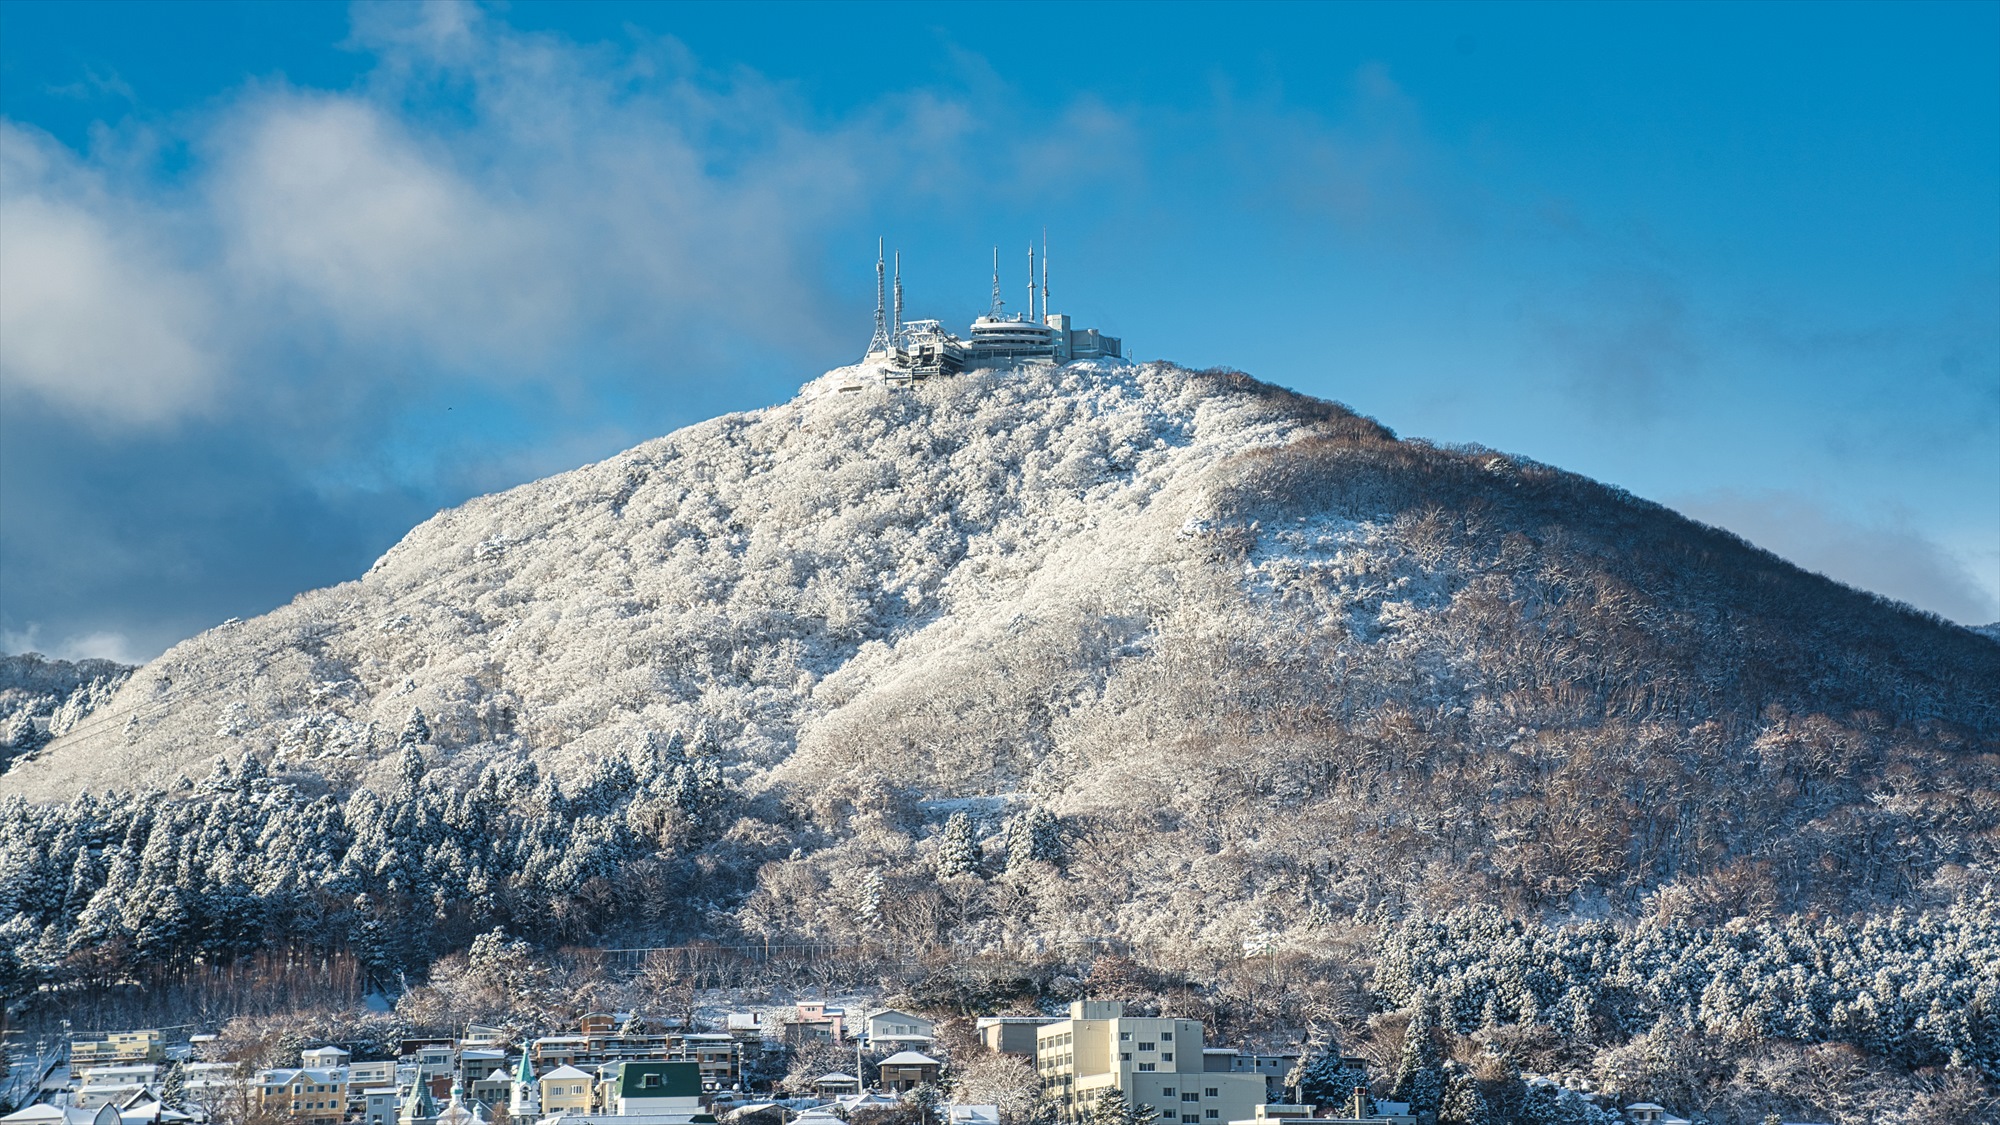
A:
0;123;221;426
1673;488;2000;626
0;624;147;666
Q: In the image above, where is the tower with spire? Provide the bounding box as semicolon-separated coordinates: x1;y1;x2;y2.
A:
509;1045;541;1119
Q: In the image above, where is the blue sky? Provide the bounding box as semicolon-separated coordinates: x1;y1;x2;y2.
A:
2;0;1996;662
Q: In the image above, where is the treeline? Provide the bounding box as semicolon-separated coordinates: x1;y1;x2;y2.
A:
0;712;736;998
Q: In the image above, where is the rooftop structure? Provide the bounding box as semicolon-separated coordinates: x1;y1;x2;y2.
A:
858;239;1121;387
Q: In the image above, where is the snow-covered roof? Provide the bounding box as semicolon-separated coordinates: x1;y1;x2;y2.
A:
542;1065;595;1080
877;1052;939;1066
814;1073;858;1084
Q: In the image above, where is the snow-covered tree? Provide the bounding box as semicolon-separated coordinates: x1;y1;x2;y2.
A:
938;813;983;877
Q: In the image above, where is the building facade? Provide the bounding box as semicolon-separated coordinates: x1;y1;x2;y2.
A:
1033;1002;1264;1125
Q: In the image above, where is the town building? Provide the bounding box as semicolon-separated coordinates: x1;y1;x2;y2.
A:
1033;1001;1265;1125
71;1033;165;1067
875;1052;941;1093
72;1066;159;1110
783;1004;846;1048
1205;1050;1299;1103
854;241;1122;388
594;1062;702;1117
975;1017;1047;1057
0;1106;122;1125
302;1047;352;1069
257;1065;352;1125
860;1011;936;1051
539;1066;597;1116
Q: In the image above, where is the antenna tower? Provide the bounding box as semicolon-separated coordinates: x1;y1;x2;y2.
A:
892;251;904;339
989;247;1004;318
1026;243;1035;322
1041;229;1049;321
868;238;891;355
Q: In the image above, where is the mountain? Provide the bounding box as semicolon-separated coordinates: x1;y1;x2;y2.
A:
3;360;1996;960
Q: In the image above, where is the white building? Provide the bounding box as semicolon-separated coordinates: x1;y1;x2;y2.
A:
857;241;1122;386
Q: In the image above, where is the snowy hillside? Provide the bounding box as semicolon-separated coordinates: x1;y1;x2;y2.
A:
4;359;1997;963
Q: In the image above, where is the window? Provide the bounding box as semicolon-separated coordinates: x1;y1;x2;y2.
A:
1138;1043;1155;1051
1182;1094;1199;1103
1205;1113;1218;1119
1183;1116;1199;1123
1119;1033;1131;1042
1121;1053;1131;1062
1160;1033;1173;1042
1162;1089;1174;1098
1162;1053;1173;1062
1205;1089;1219;1098
1138;1063;1155;1072
641;1075;661;1089
573;1086;585;1095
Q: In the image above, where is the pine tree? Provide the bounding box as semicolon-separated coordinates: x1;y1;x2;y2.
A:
622;1012;649;1036
854;868;885;929
1007;807;1063;874
938;812;983;877
160;1061;187;1111
400;707;432;748
1389;993;1444;1117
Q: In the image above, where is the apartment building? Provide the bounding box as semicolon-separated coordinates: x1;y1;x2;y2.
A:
257;1066;352;1125
71;1032;164;1067
1033;1002;1264;1125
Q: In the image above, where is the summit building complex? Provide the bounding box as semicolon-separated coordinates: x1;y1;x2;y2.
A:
859;240;1122;386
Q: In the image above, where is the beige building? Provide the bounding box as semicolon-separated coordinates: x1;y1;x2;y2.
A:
1034;1002;1265;1125
71;1032;164;1067
540;1065;596;1115
256;1066;352;1125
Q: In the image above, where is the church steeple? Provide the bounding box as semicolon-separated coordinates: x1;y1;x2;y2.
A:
510;1044;541;1118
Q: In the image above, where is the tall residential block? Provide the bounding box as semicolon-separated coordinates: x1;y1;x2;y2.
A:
1034;1002;1265;1125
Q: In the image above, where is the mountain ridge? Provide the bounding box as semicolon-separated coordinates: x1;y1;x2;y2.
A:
4;359;1995;946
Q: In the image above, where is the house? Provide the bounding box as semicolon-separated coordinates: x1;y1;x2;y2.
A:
596;1062;701;1117
256;1066;352;1125
877;1052;942;1093
785;1004;846;1047
944;1107;1000;1125
1623;1106;1692;1125
672;1034;741;1091
350;1061;398;1087
72;1033;164;1067
540;1066;597;1115
975;1017;1048;1057
113;1088;193;1124
73;1066;160;1109
1212;1052;1298;1103
861;1011;936;1050
363;1086;402;1125
302;1047;352;1069
1033;1001;1265;1125
533;1038;589;1070
811;1073;860;1099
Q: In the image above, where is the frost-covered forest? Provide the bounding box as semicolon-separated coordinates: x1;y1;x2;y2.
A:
0;653;132;773
3;360;1997;1122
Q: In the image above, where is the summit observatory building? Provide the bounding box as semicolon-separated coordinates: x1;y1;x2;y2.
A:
856;240;1121;388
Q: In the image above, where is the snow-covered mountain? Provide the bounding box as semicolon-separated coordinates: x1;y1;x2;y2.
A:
5;360;1996;954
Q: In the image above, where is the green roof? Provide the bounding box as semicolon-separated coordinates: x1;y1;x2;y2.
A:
614;1061;701;1099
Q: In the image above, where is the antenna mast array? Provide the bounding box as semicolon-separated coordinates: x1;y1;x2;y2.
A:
893;251;904;338
989;247;1005;318
1041;230;1049;322
868;239;892;355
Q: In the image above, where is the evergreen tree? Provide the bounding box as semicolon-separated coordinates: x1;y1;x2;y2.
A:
622;1012;649;1036
400;707;432;748
854;868;885;929
1390;993;1444;1118
160;1061;187;1111
938;813;984;877
1007;807;1063;874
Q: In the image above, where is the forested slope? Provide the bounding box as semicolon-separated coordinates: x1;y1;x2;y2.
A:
2;359;1994;977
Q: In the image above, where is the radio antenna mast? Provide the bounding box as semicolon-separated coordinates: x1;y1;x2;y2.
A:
892;250;903;339
868;239;891;355
989;247;1004;318
1041;229;1049;321
1026;242;1035;323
